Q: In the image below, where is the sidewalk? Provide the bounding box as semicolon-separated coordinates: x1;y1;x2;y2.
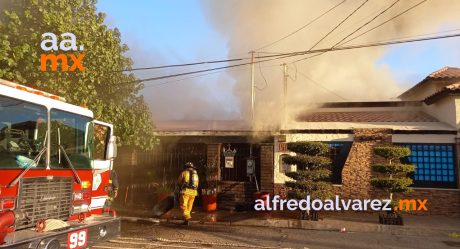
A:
115;205;460;237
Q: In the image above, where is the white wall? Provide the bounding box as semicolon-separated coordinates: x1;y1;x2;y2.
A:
423;96;458;129
392;134;456;144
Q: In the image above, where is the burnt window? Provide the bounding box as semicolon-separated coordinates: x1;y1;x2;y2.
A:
398;143;457;188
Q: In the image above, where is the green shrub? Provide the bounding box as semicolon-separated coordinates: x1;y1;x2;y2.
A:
284;141;333;204
371;145;415;201
286;168;331;181
371;164;416;175
287;142;330;156
282;155;331;169
374;146;411;162
370;178;413;193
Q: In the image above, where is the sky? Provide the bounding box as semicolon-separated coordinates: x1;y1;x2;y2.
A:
96;0;460;124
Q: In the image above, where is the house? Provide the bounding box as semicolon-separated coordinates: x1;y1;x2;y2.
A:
150;66;460;215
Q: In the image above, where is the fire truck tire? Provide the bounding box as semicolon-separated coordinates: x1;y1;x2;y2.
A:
37;238;60;249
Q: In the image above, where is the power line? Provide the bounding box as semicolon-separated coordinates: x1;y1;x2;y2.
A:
318;0;401;46
123;32;460;85
292;0;399;63
115;0;425;73
359;27;460;44
143;64;279;89
332;0;399;48
117;57;248;72
258;24;454;61
340;0;428;45
116;0;346;73
256;53;269;90
307;0;369;51
255;0;347;51
288;0;368;64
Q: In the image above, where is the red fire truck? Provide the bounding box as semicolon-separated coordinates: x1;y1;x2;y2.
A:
0;79;120;248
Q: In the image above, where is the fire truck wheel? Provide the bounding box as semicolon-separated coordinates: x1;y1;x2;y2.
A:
37;238;60;249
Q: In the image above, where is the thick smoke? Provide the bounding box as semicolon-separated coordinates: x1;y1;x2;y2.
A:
198;0;460;130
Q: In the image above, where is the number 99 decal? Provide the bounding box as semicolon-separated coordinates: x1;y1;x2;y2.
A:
67;229;88;249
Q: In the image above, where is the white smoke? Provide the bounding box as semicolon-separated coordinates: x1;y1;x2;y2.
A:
198;0;460;129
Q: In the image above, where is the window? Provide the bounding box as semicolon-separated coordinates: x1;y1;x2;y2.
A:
399;143;457;188
93;124;110;160
50;109;93;169
325;142;352;184
0;96;47;169
279;154;297;173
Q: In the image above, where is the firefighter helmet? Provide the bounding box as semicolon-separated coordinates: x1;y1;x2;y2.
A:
184;162;195;169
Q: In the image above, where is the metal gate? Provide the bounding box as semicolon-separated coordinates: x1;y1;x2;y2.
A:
114;143;207;208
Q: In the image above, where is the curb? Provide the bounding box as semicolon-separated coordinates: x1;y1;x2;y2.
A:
227;218;458;236
155;217;458;236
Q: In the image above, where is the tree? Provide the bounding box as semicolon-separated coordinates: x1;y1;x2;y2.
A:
371;146;415;201
283;142;333;219
0;0;157;149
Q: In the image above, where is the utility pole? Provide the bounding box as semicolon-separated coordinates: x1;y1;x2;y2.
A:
250;51;255;129
249;51;255;157
282;63;288;128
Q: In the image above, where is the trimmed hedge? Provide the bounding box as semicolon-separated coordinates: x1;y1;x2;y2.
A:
371;163;416;175
282;155;331;169
284;141;333;203
285;168;331;181
371;145;416;199
374;146;411;161
287;142;330;156
370;178;413;193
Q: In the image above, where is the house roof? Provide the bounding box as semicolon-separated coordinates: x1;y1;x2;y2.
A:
427;67;460;79
399;66;460;99
283;121;456;133
319;101;421;108
297;111;438;123
424;81;460;105
154;120;251;132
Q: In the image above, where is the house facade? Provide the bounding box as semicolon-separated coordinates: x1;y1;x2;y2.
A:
153;67;460;216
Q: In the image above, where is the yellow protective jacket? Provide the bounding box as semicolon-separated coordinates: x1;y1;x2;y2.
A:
178;169;199;196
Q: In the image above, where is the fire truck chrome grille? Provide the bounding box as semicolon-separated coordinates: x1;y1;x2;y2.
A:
16;177;73;229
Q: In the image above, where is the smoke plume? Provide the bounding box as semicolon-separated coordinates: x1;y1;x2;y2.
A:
197;0;460;129
133;0;460;129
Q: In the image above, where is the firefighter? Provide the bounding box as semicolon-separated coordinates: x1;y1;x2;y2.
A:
177;162;199;225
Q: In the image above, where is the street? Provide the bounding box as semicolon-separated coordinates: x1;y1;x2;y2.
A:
93;220;460;249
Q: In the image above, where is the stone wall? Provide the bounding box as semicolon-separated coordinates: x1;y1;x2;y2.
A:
395;189;460;216
340;129;392;199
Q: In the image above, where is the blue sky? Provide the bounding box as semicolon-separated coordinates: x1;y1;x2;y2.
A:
97;1;228;66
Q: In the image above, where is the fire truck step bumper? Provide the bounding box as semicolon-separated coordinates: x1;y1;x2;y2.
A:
0;215;120;249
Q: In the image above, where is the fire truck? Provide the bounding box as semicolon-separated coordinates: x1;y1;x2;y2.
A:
0;79;120;248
